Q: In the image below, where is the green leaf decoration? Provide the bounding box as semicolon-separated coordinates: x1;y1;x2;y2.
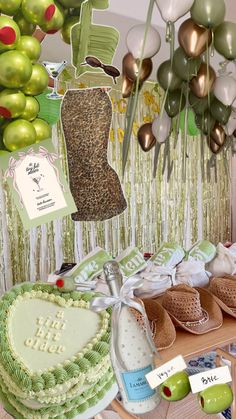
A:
36;89;62;126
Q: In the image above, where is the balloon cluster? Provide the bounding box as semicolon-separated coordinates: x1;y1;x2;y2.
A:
126;0;236;155
0;0;82;154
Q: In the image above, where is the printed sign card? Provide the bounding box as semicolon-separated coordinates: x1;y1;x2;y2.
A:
0;139;77;229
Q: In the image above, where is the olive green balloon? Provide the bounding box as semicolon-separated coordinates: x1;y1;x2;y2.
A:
0;16;21;52
189;92;211;115
0;50;32;89
32;118;52;142
165;90;186;118
14;10;36;35
195;111;215;135
3;119;36;151
173;48;201;81
58;0;83;7
157;60;182;92
180;109;200;136
0;0;21;16
22;64;49;96
0;89;26;119
210;97;231;125
61;15;79;44
40;2;65;34
16;36;41;62
21;96;40;121
214;22;236;61
191;0;225;28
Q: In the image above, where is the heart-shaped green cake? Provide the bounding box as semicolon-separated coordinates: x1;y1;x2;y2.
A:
0;282;115;419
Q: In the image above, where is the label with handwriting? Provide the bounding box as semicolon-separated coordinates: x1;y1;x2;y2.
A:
189;366;232;394
145;355;187;390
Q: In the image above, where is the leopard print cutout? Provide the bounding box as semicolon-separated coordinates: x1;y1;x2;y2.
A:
61;88;127;221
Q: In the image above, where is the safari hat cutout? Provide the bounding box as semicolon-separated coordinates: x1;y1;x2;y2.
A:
161;284;223;334
209;275;236;318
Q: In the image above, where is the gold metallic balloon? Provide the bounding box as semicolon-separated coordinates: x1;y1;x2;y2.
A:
122;74;134;98
3;119;36;151
210;122;226;146
137;123;156;152
189;62;216;98
122;53;152;84
209;138;221;154
32;118;52;142
22;64;49;96
21;96;40;121
178;18;212;58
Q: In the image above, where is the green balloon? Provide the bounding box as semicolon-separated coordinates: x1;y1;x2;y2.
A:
157;60;182;92
3;119;36;151
58;0;84;6
191;0;225;28
61;15;80;44
0;50;32;89
21;96;40;121
40;2;65;34
32;118;52;142
180;109;200;136
173;48;201;81
214;21;236;61
0;0;21;16
195;110;215;135
189;92;211;115
210;97;231;125
0;16;21;52
16;36;41;62
22;64;49;96
14;10;36;36
165;90;186;118
0;89;26;119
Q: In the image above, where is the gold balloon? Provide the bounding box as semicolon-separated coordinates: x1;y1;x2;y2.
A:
210;122;226;146
189;63;216;98
137;123;156;152
122;74;134;98
122;53;152;84
209;138;221;154
178;18;212;58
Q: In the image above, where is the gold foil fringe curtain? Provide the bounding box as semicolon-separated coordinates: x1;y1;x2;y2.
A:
0;75;231;292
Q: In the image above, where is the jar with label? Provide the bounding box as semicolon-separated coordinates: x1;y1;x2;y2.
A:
103;261;161;414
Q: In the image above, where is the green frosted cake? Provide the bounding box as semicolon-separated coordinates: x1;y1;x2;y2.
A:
0;282;115;419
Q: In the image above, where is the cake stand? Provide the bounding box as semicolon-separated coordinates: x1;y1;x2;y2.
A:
75;382;118;419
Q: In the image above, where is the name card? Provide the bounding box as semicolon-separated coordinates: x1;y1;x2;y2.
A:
145;355;187;390
189;366;232;394
0;139;77;230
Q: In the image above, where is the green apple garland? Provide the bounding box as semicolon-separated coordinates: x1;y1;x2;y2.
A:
0;0;83;152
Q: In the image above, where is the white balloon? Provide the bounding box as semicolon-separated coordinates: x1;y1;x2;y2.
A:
225;110;236;136
126;24;161;59
214;76;236;106
152;110;171;143
155;0;194;23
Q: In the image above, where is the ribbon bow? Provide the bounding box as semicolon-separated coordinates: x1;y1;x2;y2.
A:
38;146;58;164
18;148;36;159
90;276;159;370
